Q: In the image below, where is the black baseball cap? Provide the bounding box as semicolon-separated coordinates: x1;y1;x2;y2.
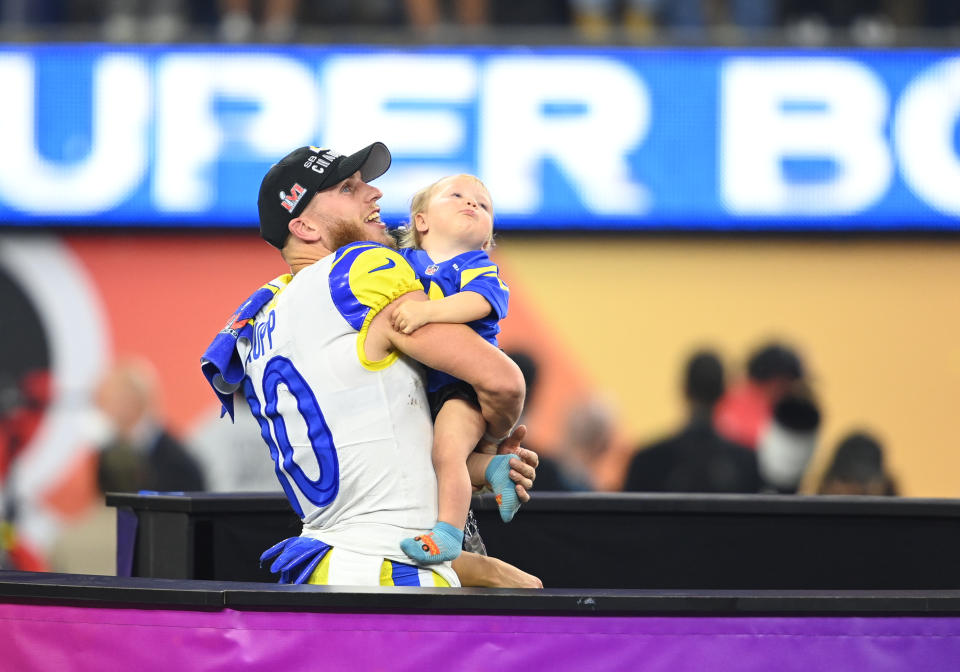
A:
257;142;392;249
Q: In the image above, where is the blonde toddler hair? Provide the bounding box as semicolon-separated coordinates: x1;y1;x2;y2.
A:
397;174;495;251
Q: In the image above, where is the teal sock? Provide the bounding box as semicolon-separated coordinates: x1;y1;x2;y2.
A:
400;521;463;564
485;454;520;523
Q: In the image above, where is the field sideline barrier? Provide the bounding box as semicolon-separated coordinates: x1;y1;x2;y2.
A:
4;492;960;670
2;570;960;670
104;492;960;589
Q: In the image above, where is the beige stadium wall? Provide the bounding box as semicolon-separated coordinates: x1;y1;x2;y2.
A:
494;235;960;498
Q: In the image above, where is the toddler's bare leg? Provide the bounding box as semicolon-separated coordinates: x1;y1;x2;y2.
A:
433;398;485;530
400;398;485;564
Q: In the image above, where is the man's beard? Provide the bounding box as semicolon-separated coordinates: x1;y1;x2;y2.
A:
324;218;395;251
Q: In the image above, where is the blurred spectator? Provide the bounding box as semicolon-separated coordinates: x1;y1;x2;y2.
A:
624;349;760;493
0;261;55;571
102;0;186;42
1;0;65;33
0;370;51;491
404;0;489;34
536;396;616;491
0;369;52;572
50;357;206;576
817;430;897;496
95;358;205;494
783;0;875;27
756;391;821;493
781;0;912;45
569;0;778;41
218;0;299;42
570;0;702;40
719;0;779;32
924;0;960;28
186;405;281;492
714;341;805;450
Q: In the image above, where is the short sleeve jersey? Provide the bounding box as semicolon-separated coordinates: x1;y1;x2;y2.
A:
238;241;458;585
399;248;510;392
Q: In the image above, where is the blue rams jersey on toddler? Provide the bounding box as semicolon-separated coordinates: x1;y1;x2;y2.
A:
399;248;509;393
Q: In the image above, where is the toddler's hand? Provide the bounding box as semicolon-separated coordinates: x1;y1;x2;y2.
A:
392;301;429;334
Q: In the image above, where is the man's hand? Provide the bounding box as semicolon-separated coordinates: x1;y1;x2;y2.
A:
496;425;537;503
391;300;431;334
372;292;524;439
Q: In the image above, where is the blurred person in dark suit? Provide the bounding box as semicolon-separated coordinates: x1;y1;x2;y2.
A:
50;358;205;575
511;348;620;492
537;396;617;492
624;349;760;493
509;349;617;492
95;358;204;494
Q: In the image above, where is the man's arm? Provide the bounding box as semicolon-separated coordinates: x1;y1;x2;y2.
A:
453;551;543;589
392;291;491;334
459;426;540;587
367;290;523;440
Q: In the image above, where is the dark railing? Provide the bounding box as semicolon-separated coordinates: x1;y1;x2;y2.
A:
105;491;960;590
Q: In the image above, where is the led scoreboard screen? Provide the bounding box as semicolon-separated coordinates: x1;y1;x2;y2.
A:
1;45;958;232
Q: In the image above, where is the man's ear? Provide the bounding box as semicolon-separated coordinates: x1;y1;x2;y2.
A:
289;216;321;242
414;212;429;235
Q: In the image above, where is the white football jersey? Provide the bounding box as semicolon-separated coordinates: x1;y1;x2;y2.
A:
239;242;457;584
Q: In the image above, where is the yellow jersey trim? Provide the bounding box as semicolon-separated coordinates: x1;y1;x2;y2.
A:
459;265;499;291
307;548;332;585
427;282;446;301
248;274;293;325
379;559;395;586
337;246;423;372
357;310;401;372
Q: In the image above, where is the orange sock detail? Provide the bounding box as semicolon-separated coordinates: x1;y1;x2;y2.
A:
495;493;502;507
415;533;440;555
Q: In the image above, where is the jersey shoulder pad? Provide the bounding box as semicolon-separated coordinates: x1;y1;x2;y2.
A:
456;251;508;319
329;242;423;331
457;252;508;290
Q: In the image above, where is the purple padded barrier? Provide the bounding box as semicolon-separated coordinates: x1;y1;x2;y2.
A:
2;602;959;671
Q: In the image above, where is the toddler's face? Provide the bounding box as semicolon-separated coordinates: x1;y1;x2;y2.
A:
421;175;493;250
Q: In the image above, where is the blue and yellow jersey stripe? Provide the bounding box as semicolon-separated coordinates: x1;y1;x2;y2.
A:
328;242;424;371
379;559;451;587
306;549;451;587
